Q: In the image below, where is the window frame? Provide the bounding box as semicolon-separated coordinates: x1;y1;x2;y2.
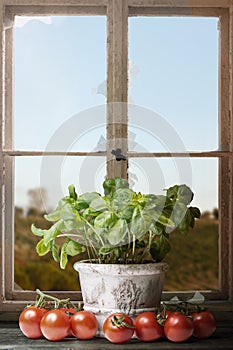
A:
0;0;233;318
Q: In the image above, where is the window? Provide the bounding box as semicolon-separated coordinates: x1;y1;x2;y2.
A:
1;0;232;318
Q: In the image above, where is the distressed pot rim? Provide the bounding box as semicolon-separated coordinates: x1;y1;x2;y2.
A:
73;260;169;275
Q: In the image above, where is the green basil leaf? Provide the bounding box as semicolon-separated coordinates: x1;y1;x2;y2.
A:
68;184;77;200
108;219;128;246
188;207;201;229
44;209;61;222
130;208;151;239
170;202;188;227
103;177;129;196
60;245;68;269
177;185;194;205
166;185;179;201
189;206;201;219
31;224;47;237
117;206;134;220
43;221;63;246
36;239;51;256
150;235;171;262
51;242;60;263
114;178;129;190
177;209;192;234
113;188;134;206
73;198;89;210
63;218;83;231
94;212;117;229
144;194;165;210
79;192;100;205
65;239;85;256
90;197;108;212
157;215;175;229
102;178;116;196
167;184;194;205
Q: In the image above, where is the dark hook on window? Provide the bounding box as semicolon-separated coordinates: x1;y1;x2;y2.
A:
111;148;127;161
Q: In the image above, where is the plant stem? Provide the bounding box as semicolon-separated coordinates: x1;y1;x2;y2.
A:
36;289;70;308
132;235;136;263
81;217;105;247
86;245;92;262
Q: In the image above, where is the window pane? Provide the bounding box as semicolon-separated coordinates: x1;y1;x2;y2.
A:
128;157;219;290
129;17;218;151
14;156;106;290
14;16;106;151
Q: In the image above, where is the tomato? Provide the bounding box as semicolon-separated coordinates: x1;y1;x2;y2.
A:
192;310;216;339
164;311;194;342
70;310;98;340
134;311;163;342
59;307;77;337
103;313;134;344
19;306;47;339
40;309;70;341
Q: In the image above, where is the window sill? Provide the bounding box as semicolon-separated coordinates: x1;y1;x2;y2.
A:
0;321;232;349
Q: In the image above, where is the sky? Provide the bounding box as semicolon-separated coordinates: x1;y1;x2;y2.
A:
13;15;219;213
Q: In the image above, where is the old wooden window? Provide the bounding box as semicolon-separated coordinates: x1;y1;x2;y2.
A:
0;0;232;318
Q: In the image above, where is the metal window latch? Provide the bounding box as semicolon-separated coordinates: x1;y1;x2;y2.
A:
111;148;127;161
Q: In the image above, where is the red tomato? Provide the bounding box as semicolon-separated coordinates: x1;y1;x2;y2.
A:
134;311;163;342
59;307;77;337
103;313;134;344
164;311;194;342
40;309;70;341
192;310;216;339
19;306;47;339
70;310;98;340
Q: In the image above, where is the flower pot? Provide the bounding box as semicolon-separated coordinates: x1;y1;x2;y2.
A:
73;260;169;337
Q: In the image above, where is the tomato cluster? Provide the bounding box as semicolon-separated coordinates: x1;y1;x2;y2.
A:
163;303;216;343
18;290;216;344
102;306;216;344
19;289;98;342
19;307;98;341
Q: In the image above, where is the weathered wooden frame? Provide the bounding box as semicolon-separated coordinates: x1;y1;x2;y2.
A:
0;0;233;319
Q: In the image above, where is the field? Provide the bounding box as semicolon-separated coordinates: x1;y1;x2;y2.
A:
163;219;218;291
14;208;218;292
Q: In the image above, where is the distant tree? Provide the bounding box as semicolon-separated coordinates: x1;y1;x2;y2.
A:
212;208;219;220
26;207;41;217
27;187;47;213
15;206;24;217
201;211;211;220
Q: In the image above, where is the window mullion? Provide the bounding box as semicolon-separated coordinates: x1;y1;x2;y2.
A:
0;1;4;310
128;0;231;8
218;9;230;300
106;0;128;179
4;0;107;6
4;19;14;300
229;5;233;303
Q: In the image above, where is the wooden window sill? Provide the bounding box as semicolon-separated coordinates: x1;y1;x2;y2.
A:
0;321;232;349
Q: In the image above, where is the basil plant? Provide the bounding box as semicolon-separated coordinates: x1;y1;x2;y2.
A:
31;178;200;268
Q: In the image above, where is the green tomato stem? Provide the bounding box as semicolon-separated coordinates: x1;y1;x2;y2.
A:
35;289;79;310
111;314;135;329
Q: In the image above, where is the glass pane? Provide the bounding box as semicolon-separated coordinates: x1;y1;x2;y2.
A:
14;16;106;151
128;104;191;153
14;156;106;290
129;17;218;151
128;158;219;291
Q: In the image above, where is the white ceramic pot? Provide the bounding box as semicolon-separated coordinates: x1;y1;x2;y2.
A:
73;261;168;337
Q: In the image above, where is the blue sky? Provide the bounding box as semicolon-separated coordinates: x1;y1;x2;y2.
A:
13;15;218;212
